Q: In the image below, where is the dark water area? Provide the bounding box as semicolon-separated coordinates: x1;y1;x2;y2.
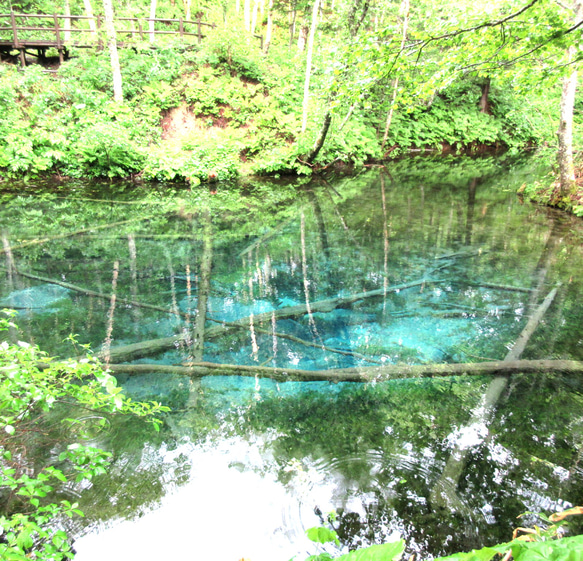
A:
1;155;583;560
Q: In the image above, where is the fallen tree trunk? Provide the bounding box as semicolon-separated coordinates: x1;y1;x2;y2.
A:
106;358;583;383
102;277;440;362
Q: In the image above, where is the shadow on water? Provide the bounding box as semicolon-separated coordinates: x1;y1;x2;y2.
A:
1;154;583;560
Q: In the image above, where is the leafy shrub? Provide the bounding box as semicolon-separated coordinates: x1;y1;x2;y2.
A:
70;123;145;179
0;313;167;561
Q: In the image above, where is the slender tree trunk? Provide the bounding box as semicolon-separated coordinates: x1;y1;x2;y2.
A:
83;0;97;33
289;0;297;47
251;0;259;34
301;0;321;133
244;0;251;31
63;0;71;41
185;0;192;20
478;77;491;114
305;111;332;163
102;0;123;103
557;0;583;197
264;0;274;53
381;0;409;151
149;0;157;43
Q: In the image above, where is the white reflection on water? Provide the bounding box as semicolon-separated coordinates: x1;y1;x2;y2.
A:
73;436;337;561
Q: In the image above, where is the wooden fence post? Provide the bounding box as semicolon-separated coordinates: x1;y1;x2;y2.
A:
10;11;26;67
179;17;184;37
197;15;202;43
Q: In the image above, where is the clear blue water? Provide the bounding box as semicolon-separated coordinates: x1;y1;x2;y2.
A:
1;155;582;559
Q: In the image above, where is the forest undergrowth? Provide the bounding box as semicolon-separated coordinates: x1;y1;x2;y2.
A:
0;26;573;186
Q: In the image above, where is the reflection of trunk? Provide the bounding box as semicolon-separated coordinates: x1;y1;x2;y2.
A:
187;210;213;407
465;178;477;246
380;174;390;308
101;260;120;366
527;218;559;313
306;189;330;260
128;235;141;330
192;211;213;361
2;236;18;291
104;277;435;362
430;286;558;511
301;212;320;340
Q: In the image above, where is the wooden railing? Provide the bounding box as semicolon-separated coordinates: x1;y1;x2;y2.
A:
0;11;221;66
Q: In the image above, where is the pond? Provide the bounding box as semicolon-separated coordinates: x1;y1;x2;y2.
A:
1;154;582;560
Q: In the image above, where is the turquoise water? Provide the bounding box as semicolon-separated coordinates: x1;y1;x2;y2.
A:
1;155;582;559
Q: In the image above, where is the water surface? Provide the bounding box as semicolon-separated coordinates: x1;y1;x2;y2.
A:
1;155;582;559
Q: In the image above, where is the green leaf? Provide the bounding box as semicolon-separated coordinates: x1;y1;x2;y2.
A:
306;526;340;545
336;541;405;561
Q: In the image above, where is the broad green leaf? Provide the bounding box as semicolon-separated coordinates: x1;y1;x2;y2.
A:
336;541;406;561
306;526;340;545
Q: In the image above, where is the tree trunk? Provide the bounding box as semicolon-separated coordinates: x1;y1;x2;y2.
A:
264;0;274;53
105;359;583;383
305;111;332;163
244;0;251;32
63;0;71;41
557;0;583;198
102;0;123;103
251;0;259;34
558;69;577;196
381;0;409;151
289;0;297;47
301;0;322;133
83;0;97;33
430;286;558;510
149;0;157;43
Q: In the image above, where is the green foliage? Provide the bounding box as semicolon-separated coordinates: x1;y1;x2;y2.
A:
72;122;145;179
432;534;583;561
0;312;168;561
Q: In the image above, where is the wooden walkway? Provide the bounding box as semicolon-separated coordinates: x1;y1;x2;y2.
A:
0;11;220;66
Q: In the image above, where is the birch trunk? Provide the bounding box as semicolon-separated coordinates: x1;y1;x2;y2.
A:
149;0;157;43
557;0;583;197
244;0;251;32
381;0;409;151
251;0;259;34
301;0;321;133
102;0;123;103
264;0;274;53
83;0;97;33
63;0;71;41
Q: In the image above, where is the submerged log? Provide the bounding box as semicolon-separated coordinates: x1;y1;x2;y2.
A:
102;277;440;362
106;359;583;383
